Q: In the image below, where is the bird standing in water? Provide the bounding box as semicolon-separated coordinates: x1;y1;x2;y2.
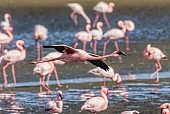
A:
143;44;168;82
81;87;109;114
67;3;91;25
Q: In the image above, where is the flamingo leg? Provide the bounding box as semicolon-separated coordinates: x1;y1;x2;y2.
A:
41;76;53;94
93;40;97;54
1;44;4;55
103;77;106;87
40;42;44;59
114;41;122;60
92;13;100;28
36;41;41;60
70;11;78;26
53;67;62;87
2;62;10;86
103;13;111;28
74;41;79;49
46;73;51;88
103;39;110;55
150;60;162;82
90;41;93;49
83;42;87;51
39;78;42;93
11;64;16;86
125;32;130;50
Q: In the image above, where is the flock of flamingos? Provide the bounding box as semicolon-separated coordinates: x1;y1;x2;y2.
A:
0;1;169;114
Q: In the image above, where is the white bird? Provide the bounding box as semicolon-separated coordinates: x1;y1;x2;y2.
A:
90;22;103;54
74;24;92;51
0;13;13;32
67;3;91;26
34;24;48;60
123;20;135;50
88;66;122;87
102;20;126;56
93;1;115;28
45;91;63;113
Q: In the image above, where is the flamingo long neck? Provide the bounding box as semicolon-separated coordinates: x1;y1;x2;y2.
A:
97;25;103;34
4;15;10;23
81;12;91;24
16;42;26;59
100;91;108;105
6;31;13;41
86;25;92;42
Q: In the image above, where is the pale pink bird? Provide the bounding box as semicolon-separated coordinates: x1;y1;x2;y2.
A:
33;61;62;95
143;44;168;82
0;28;13;55
34;24;48;60
102;20;126;56
45;90;63;113
30;44;126;71
0;40;26;86
88;66;122;87
90;22;103;54
120;110;139;114
0;13;13;32
160;103;170;114
124;20;135;50
93;1;115;28
81;87;108;114
74;24;92;51
67;3;91;26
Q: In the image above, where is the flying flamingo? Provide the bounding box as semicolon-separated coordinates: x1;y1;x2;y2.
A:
34;24;48;60
120;110;139;114
143;44;168;82
160;103;170;114
88;66;122;87
0;13;13;32
102;20;126;56
0;40;26;86
45;90;63;113
92;1;115;28
74;24;92;51
67;3;91;26
33;61;62;95
0;28;13;55
81;87;108;114
30;44;126;71
90;22;103;54
124;20;135;50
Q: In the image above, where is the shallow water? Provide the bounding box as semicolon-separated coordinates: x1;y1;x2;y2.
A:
0;0;170;113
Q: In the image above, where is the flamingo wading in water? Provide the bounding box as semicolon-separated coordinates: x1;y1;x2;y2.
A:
88;66;122;87
45;91;63;113
0;40;26;86
124;20;135;50
90;22;103;54
143;44;168;82
81;87;109;114
102;20;126;56
34;24;48;60
30;44;126;71
92;1;115;28
67;3;91;26
74;24;92;51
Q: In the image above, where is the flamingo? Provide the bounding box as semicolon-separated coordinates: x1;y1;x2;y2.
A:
0;28;13;55
34;24;48;60
88;66;122;87
160;103;170;114
0;40;26;86
67;3;91;26
0;13;13;32
90;22;103;54
33;61;62;95
92;1;115;28
120;110;139;114
81;87;108;114
102;20;126;56
30;44;126;71
143;44;168;82
45;91;63;113
124;20;135;50
74;24;92;51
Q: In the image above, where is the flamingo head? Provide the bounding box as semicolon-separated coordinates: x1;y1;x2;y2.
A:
109;2;115;8
112;50;126;57
112;73;122;88
100;87;109;98
161;109;170;114
4;13;12;21
97;22;103;29
57;91;63;100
